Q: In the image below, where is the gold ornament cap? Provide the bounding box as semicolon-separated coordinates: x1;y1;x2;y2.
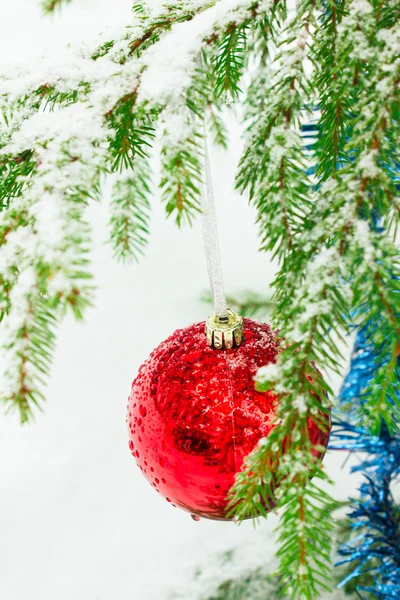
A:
205;308;244;350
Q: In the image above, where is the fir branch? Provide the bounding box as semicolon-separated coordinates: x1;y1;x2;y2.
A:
128;1;217;59
41;0;72;13
108;160;152;262
230;423;334;598
350;230;400;434
0;150;35;211
0;289;58;423
0;0;278;423
104;86;158;174
0;145;98;420
229;244;346;600
213;24;248;99
225;290;273;319
236;4;315;259
206;106;228;149
229;6;357;599
55;196;95;320
203;567;285;600
311;7;400;431
2;0;400;597
186;52;216;118
35;83;90;111
230;4;400;593
202;289;273;319
160;120;203;227
186;52;229;148
311;0;351;180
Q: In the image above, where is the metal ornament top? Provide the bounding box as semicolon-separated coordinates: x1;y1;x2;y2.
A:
206;308;244;350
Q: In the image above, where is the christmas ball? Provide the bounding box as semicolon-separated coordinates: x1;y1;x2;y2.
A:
127;318;330;521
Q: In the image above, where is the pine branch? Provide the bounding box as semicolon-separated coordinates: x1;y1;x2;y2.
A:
0;0;275;422
0;151;35;211
310;7;400;432
128;1;217;59
160;119;203;227
229;243;344;599
230;419;334;598
213;24;248;99
35;83;89;111
202;289;273;319
236;4;315;259
351;232;400;434
311;0;351;180
55;194;95;320
0;147;97;420
2;1;400;597
206;106;228;149
41;0;72;13
187;52;229;149
229;5;400;595
106;94;157;172
203;567;285;600
228;4;371;598
108;160;152;262
0;289;58;423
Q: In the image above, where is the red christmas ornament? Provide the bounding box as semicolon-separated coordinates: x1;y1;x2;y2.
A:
127;318;330;521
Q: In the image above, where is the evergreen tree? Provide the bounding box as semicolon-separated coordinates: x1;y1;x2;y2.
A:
1;1;399;598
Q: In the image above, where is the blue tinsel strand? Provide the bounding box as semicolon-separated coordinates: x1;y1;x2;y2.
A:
330;327;400;599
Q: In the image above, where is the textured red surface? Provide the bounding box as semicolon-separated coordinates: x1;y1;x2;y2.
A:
127;319;329;520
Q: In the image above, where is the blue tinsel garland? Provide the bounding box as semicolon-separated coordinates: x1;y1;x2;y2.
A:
330;327;400;599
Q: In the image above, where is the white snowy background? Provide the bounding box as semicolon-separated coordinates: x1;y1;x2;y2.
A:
0;2;361;599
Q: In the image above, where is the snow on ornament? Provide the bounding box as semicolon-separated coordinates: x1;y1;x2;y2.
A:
127;311;330;521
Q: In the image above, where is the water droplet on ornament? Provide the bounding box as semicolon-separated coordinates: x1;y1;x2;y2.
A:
166;498;171;503
150;466;154;472
191;514;200;522
161;478;166;484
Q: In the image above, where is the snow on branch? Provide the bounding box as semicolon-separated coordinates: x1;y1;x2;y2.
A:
1;0;400;598
0;0;275;422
